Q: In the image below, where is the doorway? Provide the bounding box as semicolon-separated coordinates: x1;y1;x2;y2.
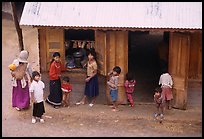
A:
128;31;169;103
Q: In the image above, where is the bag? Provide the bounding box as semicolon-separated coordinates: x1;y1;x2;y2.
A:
12;63;27;80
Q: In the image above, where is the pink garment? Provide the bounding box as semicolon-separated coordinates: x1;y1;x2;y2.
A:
162;87;173;101
127;93;134;107
124;80;136;107
124;80;136;93
12;80;30;109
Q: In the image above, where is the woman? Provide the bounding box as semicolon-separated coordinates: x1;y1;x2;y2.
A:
11;50;32;111
76;49;99;107
46;52;65;109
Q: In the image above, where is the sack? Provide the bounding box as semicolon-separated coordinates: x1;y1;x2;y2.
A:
12;63;27;80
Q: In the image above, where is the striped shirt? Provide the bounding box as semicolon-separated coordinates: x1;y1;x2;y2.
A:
107;75;119;90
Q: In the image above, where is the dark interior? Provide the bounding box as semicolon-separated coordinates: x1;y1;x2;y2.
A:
128;31;169;102
64;29;95;69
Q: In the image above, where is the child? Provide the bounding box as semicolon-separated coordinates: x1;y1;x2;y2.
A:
107;66;121;111
124;73;136;107
61;76;72;107
46;52;65;109
153;87;164;119
8;63;17;71
29;71;45;124
76;49;99;107
159;69;173;110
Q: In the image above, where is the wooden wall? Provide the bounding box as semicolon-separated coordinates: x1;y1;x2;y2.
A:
95;30;128;104
94;31;107;76
39;29;47;72
188;32;202;80
105;31;128;104
169;32;190;110
39;28;65;72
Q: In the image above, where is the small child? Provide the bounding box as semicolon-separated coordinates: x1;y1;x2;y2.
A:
124;73;136;107
61;76;72;107
107;66;121;112
8;63;17;71
29;71;45;124
153;87;164;119
159;69;173;110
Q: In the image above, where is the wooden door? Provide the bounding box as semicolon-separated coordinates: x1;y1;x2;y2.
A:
94;30;107;76
46;28;65;71
169;32;190;110
39;29;47;72
105;31;128;104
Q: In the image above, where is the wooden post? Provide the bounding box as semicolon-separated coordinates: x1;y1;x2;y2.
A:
169;32;190;110
115;31;128;104
105;31;128;105
11;2;24;51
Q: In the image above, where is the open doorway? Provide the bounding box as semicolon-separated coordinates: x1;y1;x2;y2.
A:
63;29;107;104
128;31;169;103
64;29;95;70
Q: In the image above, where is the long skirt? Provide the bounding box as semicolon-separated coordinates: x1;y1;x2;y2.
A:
12;80;30;109
33;101;45;118
84;75;99;97
46;79;62;106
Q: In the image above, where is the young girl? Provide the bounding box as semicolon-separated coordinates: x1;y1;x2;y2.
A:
29;71;45;124
61;76;72;107
46;52;65;109
124;73;136;107
76;49;99;107
153;87;164;119
159;69;173;110
107;66;121;111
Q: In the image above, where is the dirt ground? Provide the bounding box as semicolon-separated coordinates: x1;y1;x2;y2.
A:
2;11;202;137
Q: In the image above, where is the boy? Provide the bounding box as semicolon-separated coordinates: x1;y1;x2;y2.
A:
153;87;164;119
107;66;121;112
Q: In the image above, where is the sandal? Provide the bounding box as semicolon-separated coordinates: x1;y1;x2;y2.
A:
53;105;60;109
112;108;118;112
32;118;36;124
15;107;21;111
76;102;84;105
89;103;94;107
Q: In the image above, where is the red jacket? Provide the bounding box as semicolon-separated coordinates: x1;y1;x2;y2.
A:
61;83;72;93
49;61;64;80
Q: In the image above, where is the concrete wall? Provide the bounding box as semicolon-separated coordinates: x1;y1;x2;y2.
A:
21;26;40;72
2;2;12;13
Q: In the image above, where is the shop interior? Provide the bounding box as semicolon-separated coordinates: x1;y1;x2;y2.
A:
64;29;95;69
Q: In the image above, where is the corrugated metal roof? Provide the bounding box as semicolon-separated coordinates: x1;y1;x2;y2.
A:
20;2;202;29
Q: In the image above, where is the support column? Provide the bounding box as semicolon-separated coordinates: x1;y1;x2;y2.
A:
106;31;128;104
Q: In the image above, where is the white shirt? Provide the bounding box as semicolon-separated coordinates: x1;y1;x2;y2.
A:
29;80;45;103
159;73;173;88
